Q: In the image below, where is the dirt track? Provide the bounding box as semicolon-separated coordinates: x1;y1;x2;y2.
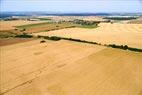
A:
1;40;142;95
34;23;142;48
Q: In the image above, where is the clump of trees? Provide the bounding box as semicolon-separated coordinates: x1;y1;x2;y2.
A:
61;37;98;44
74;19;100;26
108;44;128;50
40;40;46;43
38;36;61;41
48;36;61;41
108;44;142;52
15;33;33;38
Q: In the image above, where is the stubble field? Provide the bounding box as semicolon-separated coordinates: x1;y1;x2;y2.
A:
0;40;142;95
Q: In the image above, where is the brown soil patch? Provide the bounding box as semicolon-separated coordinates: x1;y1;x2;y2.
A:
0;38;35;46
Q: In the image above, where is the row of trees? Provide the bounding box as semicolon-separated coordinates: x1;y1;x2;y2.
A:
103;17;137;20
38;35;142;52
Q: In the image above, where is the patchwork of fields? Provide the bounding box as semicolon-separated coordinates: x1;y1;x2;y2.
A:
0;20;85;33
0;19;142;95
16;22;77;33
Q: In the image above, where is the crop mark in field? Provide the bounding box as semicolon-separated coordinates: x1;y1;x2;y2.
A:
57;64;66;68
35;70;42;78
0;79;34;95
0;66;47;94
34;52;43;55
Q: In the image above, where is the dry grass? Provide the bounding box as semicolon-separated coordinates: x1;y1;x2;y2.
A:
0;40;142;95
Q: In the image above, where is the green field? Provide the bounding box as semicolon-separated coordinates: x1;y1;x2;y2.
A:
16;22;51;28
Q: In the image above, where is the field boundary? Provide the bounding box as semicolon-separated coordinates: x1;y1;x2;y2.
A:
37;35;142;52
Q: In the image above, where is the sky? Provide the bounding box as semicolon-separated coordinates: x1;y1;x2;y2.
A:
0;0;142;13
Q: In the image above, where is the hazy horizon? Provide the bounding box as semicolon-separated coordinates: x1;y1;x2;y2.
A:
1;0;142;13
1;11;142;14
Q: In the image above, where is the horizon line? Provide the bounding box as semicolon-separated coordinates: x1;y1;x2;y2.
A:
1;11;142;14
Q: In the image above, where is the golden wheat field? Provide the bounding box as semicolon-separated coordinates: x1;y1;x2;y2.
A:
0;20;47;30
1;0;142;94
0;19;142;95
0;39;142;95
34;23;142;48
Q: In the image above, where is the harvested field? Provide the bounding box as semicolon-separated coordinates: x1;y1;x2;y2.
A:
34;23;142;48
128;20;142;24
0;40;142;95
0;38;35;46
0;20;47;30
